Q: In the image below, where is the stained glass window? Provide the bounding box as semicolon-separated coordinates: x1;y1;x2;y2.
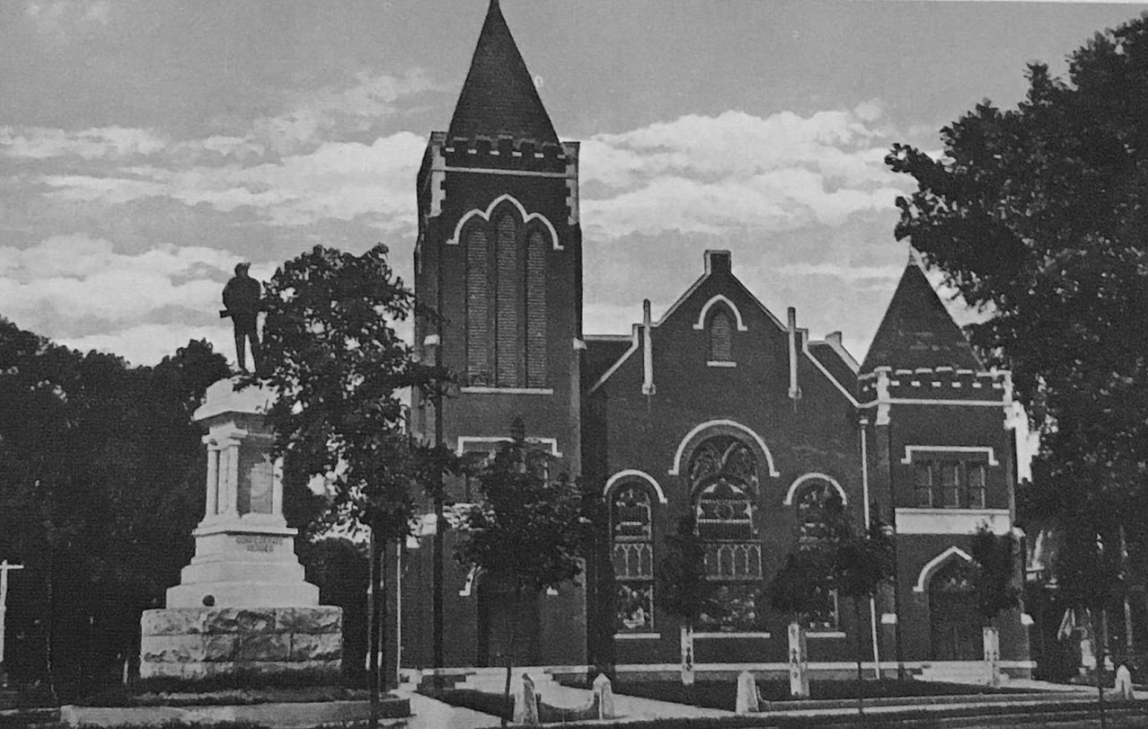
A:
611;484;654;632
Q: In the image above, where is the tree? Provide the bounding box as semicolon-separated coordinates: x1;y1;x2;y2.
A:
453;430;591;727
659;515;716;687
886;15;1148;640
255;243;447;727
0;322;230;697
832;516;895;708
969;526;1023;688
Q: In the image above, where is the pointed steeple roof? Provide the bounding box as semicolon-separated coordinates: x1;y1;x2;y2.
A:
447;0;559;144
861;258;983;372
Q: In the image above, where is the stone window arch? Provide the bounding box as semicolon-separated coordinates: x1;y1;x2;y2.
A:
463;207;549;388
687;435;763;632
610;482;655;632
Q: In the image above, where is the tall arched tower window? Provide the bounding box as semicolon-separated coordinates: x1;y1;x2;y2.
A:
611;484;654;632
688;435;762;632
463;210;550;388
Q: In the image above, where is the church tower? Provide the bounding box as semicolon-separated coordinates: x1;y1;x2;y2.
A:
413;0;583;472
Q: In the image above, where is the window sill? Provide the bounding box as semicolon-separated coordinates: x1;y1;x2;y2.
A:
460;386;554;395
706;361;737;368
806;631;846;639
615;632;660;640
694;632;771;639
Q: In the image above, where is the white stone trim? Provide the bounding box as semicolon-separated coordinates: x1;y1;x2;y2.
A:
806;632;847;639
860;398;1006;408
615;633;660;640
460;386;554;395
901;445;999;466
605;469;668;505
913;546;974;593
783;473;847;506
455;436;561;457
442;165;567;179
695;632;771;639
692;294;749;332
668;419;780;477
897;508;1011;537
706;360;737;368
446;193;562;250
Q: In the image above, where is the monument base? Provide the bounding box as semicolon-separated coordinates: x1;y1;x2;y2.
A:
140;607;343;682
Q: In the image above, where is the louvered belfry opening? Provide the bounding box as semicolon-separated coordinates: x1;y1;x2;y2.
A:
463;209;548;388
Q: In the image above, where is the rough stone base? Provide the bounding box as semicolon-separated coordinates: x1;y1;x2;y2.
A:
140;606;343;681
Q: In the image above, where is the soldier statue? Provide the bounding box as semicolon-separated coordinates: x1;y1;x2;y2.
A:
221;262;262;373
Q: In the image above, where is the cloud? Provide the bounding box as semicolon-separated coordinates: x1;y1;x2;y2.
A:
2;126;168;160
25;0;110;40
578;108;908;239
34;132;426;230
57;323;233;369
0;234;240;332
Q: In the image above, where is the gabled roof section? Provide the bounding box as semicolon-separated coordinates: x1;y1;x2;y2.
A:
861;260;983;373
447;0;559;144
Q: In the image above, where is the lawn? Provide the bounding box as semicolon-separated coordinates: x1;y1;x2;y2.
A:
582;678;1032;712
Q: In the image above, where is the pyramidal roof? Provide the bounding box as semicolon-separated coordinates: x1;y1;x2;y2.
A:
861;258;983;373
447;0;559;144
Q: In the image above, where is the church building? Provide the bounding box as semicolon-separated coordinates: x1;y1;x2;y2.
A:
403;0;1030;681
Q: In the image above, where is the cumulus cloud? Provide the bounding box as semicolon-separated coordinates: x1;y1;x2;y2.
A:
0;234;240;329
57;323;233;369
1;126;168;160
35;132;426;230
25;0;110;41
578;107;907;239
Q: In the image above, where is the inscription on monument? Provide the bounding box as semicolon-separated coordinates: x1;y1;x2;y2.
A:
236;535;283;553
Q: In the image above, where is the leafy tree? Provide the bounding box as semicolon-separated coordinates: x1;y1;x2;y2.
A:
254;243;447;726
453;431;591;726
832;516;895;706
886;15;1148;632
658;514;721;687
0;322;230;698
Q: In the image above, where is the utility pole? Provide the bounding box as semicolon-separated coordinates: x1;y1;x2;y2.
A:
0;559;26;687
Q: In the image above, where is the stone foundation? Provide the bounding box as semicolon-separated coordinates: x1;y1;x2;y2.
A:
140;607;343;681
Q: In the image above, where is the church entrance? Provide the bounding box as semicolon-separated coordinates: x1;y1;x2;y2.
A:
929;558;983;661
476;578;542;667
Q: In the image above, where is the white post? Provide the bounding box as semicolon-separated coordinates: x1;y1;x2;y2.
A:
983;625;1001;687
225;439;241;517
0;559;26;684
788;621;809;697
680;625;695;686
271;456;284;518
203;439;219;518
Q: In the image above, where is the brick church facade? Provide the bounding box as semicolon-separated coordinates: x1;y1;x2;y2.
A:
403;0;1031;679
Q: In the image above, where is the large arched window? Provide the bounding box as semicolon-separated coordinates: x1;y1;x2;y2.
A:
689;436;762;632
792;479;843;630
464;211;548;388
611;484;654;632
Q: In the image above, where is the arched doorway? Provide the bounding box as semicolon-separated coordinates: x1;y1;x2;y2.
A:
476;576;542;667
928;557;983;660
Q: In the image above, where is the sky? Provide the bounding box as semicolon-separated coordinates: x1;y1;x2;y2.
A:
2;0;1146;368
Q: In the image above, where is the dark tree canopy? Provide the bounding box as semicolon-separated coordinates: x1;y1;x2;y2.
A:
256;243;447;538
0;321;231;694
453;437;591;596
886;15;1148;523
659;515;717;628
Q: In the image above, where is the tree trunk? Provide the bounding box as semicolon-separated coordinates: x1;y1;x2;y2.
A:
367;528;379;729
1119;524;1134;663
46;549;57;705
854;598;864;714
378;539;389;694
502;587;520;729
1096;608;1108;729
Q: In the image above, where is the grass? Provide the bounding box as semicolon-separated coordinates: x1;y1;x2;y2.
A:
576;678;1031;712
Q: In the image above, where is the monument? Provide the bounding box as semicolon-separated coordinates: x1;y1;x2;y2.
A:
139;377;342;680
